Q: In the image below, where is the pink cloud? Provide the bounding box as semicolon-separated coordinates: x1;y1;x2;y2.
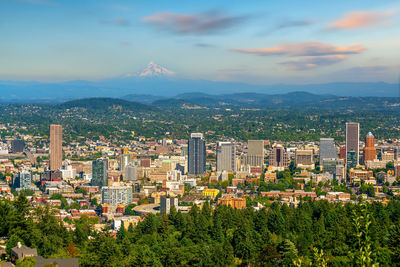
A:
327;10;395;30
232;42;365;57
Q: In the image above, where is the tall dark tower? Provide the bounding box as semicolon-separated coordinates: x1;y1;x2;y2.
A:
188;133;206;175
345;122;359;168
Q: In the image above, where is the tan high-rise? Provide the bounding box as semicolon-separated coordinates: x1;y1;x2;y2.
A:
50;124;63;170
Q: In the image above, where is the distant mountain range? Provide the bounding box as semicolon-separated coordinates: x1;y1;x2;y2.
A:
0;62;398;103
44;92;400;112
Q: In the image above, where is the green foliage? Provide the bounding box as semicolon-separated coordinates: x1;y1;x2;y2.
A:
3;193;400;266
15;257;36;267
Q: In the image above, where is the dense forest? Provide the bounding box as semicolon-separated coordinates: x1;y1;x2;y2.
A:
2;194;400;266
1;97;400;143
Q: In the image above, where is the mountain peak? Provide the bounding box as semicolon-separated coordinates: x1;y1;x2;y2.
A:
138;61;175;77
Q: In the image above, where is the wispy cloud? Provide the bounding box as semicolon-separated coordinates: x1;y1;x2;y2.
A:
195;43;215;48
232;42;365;57
280;55;346;70
233;42;366;70
327;10;396;30
274;19;315;30
142;10;247;35
100;18;131;27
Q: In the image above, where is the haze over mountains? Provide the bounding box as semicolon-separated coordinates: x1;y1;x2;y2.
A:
0;62;398;103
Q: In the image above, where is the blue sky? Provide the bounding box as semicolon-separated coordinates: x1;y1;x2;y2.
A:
0;0;399;84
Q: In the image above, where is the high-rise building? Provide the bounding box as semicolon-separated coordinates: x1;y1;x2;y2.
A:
160;195;179;214
216;142;235;172
11;140;24;153
120;154;132;172
50;124;63;170
322;159;345;177
13;169;32;189
92;158;108;187
269;145;289;168
295;150;314;167
188;133;206;175
124;165;137;181
319;138;336;162
101;186;132;206
243;140;264;167
345;122;360;167
363;132;376;162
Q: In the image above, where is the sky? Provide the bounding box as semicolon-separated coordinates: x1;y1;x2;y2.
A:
0;0;399;84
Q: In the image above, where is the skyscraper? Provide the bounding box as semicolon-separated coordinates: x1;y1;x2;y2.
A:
244;140;264;167
92;158;108;187
345;122;360;167
216;142;236;172
188;133;206;175
269;145;289;168
14;169;32;189
363;132;376;162
50;124;63;170
319;138;337;162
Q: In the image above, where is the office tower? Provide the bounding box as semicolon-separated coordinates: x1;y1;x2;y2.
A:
319;138;337;162
363;132;376;162
124;165;137;181
92;158;108;187
188;133;206;175
347;151;357;169
295;150;313;166
322;159;345;176
11;140;24;153
394;147;400;160
101;186;132;206
244;140;264;167
14;169;32;189
269;145;289;168
216;142;236;172
345;122;360;167
160;195;179;214
49;124;63;170
120;154;131;171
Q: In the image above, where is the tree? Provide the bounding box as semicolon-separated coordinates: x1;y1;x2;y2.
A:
16;257;36;267
6;234;23;255
279;239;298;266
65;241;78;257
116;225;127;241
254;245;281;266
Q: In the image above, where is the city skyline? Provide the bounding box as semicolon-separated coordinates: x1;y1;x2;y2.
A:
1;0;399;85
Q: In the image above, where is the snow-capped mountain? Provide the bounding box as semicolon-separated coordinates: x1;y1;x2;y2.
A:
125;61;175;78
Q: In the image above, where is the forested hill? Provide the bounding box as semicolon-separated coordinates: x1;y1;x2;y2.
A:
128;92;400;110
57;97;155;111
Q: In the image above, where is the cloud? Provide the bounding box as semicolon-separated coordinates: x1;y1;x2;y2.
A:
232;42;365;57
274;19;315;30
142;10;247;35
327;10;396;30
101;18;130;27
195;43;215;48
279;55;346;70
233;42;366;70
